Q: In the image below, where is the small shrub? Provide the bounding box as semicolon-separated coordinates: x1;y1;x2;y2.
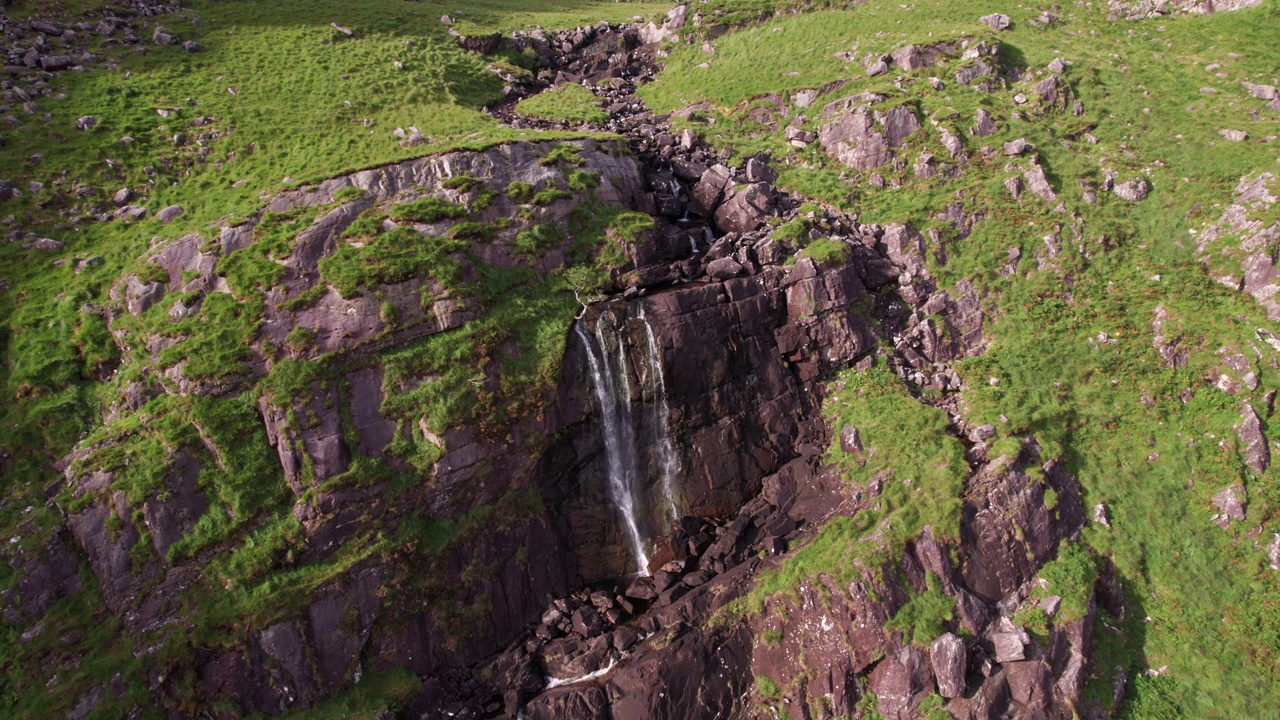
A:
448;222;496;242
884;572;955;646
388;196;467;223
532;187;572;206
538;143;585;167
761;629;783;646
284;326;315;354
566;170;602;192
512;224;563;259
320;227;467;299
755;675;783;699
441;175;482;192
800;238;849;264
506;181;535;203
332;186;366;203
342;217;385;239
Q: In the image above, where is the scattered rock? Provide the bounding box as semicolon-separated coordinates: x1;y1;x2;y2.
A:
1022;164;1057;203
971;108;998;137
839;424;864;454
76;116;98;131
152;27;175;46
1113;177;1149;202
182;41;204;53
1003;138;1032;156
331;23;355;37
1238;404;1270;475
1242;82;1278;100
40;55;73;71
1219;129;1248;142
155;205;185;224
1005;176;1024;200
980;13;1011;30
1092;503;1111;528
1212;485;1246;528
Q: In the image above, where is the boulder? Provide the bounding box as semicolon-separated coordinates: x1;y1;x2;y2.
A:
1003;138;1032;156
980;13;1011;29
1212;485;1247;528
881;105;922;147
706;256;745;280
182;41;204;53
891;45;927;71
931;633;967;698
992;632;1026;663
970;108;998;137
839;424;864;454
1022;164;1058;203
714;182;774;234
819;108;891;170
1242;82;1278;100
152;27;175;46
1238;404;1270;474
32;20;64;37
940;128;965;158
39;55;73;71
77;116;101;132
745;157;778;184
1113;177;1149;202
571;606;607;638
692;164;733;212
156;205;185;224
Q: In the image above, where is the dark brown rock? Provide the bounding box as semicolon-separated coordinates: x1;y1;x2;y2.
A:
714;182;774;234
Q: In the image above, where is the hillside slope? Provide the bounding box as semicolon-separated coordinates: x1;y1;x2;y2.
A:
1;0;1278;718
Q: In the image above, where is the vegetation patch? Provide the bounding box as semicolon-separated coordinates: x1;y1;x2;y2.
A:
319;227;467;299
387;196;468;224
516;83;609;126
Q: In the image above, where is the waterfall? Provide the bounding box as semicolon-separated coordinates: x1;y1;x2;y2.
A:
575;318;651;575
637;306;680;523
575;305;683;576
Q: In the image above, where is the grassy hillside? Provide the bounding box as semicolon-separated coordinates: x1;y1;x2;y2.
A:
2;0;1280;717
640;0;1280;715
0;1;662;716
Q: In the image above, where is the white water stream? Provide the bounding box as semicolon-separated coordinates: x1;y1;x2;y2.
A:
575;306;682;575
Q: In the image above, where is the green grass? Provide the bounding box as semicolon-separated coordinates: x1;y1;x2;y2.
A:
724;362;967;617
671;4;1280;714
4;0;1280;716
270;667;421;720
884;572;956;646
0;1;667;715
516;83;609;125
319;227;468;299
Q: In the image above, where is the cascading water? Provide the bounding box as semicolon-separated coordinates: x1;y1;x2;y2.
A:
575;305;683;576
637;306;680;523
576;317;651;575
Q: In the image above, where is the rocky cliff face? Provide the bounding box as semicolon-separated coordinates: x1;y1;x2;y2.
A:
10;11;1127;720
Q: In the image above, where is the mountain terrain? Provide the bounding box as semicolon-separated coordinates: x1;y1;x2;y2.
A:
0;0;1279;718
